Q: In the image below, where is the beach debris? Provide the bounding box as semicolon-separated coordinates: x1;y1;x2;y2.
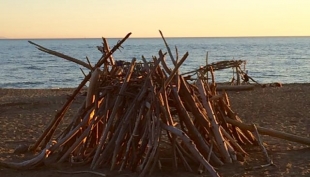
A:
216;84;255;91
182;60;258;85
224;118;310;145
14;144;30;154
56;170;107;177
261;82;283;88
251;123;275;169
1;31;309;177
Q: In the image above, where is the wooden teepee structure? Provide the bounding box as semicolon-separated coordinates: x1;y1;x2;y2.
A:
2;31;309;177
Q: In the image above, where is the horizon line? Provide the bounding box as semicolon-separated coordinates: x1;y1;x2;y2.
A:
1;35;310;40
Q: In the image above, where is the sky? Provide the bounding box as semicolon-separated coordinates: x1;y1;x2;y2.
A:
1;0;310;38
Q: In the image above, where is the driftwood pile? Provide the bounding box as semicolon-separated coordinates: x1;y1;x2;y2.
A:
182;59;261;87
182;60;246;75
2;32;310;177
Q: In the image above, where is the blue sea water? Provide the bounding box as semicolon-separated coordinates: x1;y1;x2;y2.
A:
0;37;309;88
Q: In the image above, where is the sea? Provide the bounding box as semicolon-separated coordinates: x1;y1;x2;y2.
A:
0;37;309;89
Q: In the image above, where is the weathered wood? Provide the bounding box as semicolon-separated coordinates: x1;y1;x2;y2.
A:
252;124;273;164
139;116;161;177
220;126;248;157
111;80;148;170
102;37;115;65
225;118;310;145
0;144;53;169
179;77;212;130
161;122;220;177
86;68;101;108
171;87;223;166
196;78;232;163
216;85;255;91
119;103;145;171
220;99;256;144
57;116;100;163
159;30;177;66
28;41;93;70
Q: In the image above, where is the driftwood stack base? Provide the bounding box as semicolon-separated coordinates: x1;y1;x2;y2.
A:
0;33;257;177
2;32;308;177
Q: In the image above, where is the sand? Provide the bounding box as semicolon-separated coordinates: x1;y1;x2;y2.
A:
0;84;309;177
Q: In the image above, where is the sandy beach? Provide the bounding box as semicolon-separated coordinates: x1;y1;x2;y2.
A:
0;84;309;177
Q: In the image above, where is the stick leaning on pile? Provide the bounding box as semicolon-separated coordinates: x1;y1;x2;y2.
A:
0;33;132;169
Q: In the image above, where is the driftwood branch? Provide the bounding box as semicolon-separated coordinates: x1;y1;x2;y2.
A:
225;118;310;145
28;41;92;70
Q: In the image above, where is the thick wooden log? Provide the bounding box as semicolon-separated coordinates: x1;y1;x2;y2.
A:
225;118;310;145
216;85;254;91
171;87;223;166
86;68;101;108
161;122;220;177
220;99;256;144
219;126;248;156
196;79;232;163
178;77;211;130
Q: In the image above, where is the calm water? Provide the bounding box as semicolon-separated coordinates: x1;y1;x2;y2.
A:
0;37;309;88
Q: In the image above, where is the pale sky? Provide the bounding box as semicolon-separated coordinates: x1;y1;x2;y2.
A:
1;0;310;38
